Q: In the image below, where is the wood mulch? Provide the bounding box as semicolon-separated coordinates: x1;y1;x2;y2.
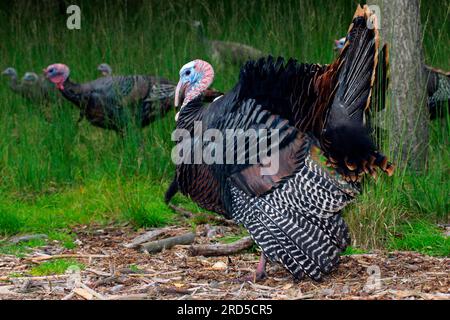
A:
0;224;448;300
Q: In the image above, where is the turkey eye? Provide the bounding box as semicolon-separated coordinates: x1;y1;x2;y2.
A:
185;70;191;76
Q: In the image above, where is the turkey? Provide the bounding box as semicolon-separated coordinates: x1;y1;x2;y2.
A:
98;63;113;77
172;5;393;281
424;65;450;119
192;20;265;66
22;72;65;105
43;64;223;133
2;68;56;104
335;37;450;120
2;67;22;94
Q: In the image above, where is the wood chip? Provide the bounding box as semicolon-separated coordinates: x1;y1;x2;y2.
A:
211;261;227;271
73;288;94;300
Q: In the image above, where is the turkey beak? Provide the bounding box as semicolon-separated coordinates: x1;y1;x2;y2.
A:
175;80;188;108
43;68;49;78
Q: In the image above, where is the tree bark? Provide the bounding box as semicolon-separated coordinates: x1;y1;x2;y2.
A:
371;0;429;171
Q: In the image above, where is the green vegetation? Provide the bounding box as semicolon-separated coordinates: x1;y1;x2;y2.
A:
128;264;142;273
0;238;47;256
0;1;448;256
342;247;368;256
388;220;449;257
30;259;85;276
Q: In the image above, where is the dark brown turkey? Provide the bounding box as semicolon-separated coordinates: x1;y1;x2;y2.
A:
44;64;223;133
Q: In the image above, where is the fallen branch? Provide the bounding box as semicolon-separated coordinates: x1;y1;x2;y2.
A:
79;283;106;300
189;236;254;257
61;292;75;300
123;228;170;249
9;275;69;282
29;254;110;263
168;204;235;226
73;288;94;300
70;283;107;300
85;268;112;277
9;234;48;244
140;232;195;254
168;204;194;218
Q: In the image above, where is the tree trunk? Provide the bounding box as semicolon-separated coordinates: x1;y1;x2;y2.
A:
371;0;429;171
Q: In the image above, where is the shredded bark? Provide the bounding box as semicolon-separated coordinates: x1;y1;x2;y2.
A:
0;224;448;300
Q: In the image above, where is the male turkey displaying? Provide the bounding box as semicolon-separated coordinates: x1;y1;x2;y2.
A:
192;20;265;66
172;5;393;281
335;37;450;119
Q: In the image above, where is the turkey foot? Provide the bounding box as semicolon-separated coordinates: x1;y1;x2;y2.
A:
236;254;267;283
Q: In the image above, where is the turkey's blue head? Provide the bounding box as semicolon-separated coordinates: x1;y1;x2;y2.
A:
2;67;17;78
175;60;215;119
44;63;70;90
23;72;39;84
334;37;346;53
98;63;112;77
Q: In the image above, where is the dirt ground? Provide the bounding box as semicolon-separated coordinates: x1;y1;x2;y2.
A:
0;224;448;300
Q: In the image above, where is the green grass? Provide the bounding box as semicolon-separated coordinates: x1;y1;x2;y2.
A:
0;238;47;256
0;179;178;234
219;232;249;244
388;220;449;257
30;259;85;276
48;231;77;249
0;0;448;257
0;205;25;236
342;247;368;256
128;264;143;273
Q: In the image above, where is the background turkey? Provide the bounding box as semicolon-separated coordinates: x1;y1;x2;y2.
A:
192;20;265;66
2;67;23;95
424;65;450;119
172;6;393;281
44;63;176;133
98;63;113;77
2;68;56;104
44;63;222;134
335;37;450;120
22;72;66;105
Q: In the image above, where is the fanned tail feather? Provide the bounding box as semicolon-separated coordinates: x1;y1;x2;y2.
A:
322;5;394;179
